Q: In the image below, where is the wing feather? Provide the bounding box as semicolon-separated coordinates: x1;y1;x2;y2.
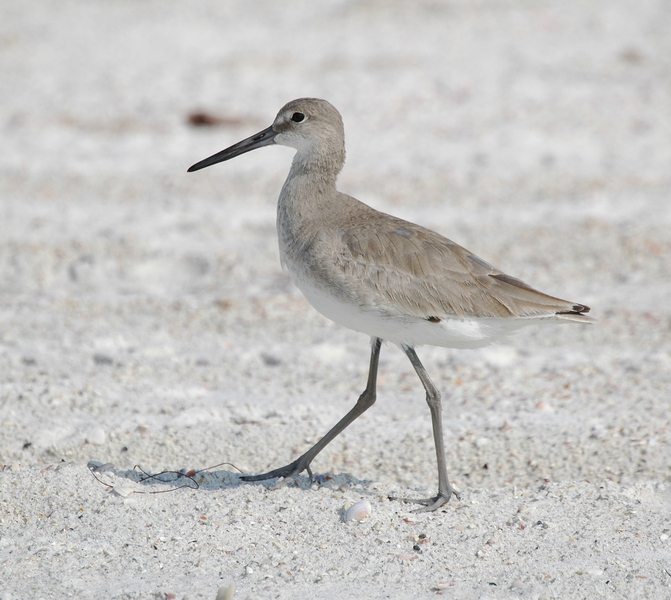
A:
317;205;590;321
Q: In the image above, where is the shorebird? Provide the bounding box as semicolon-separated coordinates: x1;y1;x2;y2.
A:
188;98;593;511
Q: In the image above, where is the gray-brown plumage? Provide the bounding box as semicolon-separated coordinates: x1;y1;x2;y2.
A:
188;98;593;512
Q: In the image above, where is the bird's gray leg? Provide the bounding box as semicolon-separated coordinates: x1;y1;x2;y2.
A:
241;338;382;487
390;345;459;512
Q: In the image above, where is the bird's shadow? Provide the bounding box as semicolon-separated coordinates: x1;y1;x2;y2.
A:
90;461;375;497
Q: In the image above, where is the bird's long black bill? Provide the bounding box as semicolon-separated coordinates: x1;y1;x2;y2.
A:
187;125;277;172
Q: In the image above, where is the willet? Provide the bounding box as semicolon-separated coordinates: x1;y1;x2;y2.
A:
188;98;593;511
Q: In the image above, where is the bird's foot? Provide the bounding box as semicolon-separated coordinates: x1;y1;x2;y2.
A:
390;487;460;513
240;458;314;490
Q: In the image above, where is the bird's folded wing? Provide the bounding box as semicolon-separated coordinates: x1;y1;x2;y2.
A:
321;213;590;321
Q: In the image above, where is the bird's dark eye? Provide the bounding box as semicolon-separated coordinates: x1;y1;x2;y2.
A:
291;112;305;123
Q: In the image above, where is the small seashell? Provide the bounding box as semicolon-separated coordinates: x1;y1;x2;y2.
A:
434;581;452;590
86;427;107;446
345;500;371;523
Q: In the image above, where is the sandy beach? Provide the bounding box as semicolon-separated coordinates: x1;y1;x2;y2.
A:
1;1;670;598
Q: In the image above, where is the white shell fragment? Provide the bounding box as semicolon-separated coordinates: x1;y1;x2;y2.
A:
112;485;135;498
345;500;371;523
88;461;115;473
216;583;235;600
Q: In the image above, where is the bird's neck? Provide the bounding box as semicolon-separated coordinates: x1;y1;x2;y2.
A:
287;147;343;186
276;153;343;258
278;151;341;213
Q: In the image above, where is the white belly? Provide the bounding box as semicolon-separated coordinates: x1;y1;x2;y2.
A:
291;271;544;349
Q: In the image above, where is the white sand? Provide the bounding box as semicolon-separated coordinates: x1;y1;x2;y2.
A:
1;1;670;598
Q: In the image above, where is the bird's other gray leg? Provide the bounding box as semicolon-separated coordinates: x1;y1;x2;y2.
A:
241;337;382;487
390;344;459;512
